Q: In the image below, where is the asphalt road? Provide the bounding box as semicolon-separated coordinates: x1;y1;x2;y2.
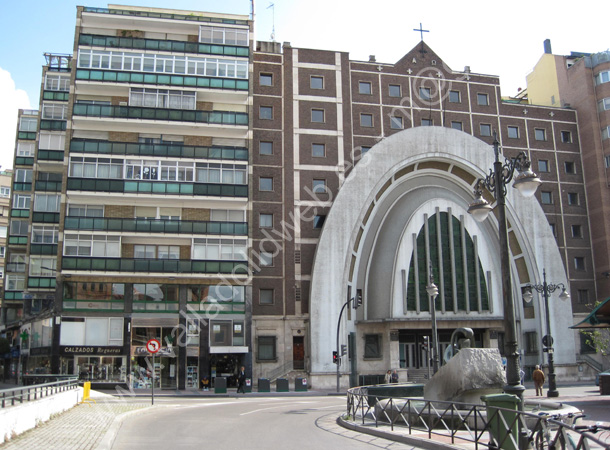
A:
109;396;413;449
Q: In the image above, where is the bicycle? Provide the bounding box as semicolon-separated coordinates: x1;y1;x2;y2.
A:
533;412;610;450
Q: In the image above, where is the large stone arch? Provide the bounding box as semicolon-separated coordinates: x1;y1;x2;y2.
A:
309;127;575;388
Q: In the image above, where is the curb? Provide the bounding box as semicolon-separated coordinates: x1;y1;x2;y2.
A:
336;416;460;450
94;405;161;450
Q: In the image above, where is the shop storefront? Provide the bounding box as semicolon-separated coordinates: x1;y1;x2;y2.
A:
59;346;126;383
131;324;178;389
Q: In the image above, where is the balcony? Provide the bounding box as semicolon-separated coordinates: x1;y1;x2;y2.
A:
15;157;34;166
35;180;63;192
61;257;248;274
82;6;249;26
13;183;32;192
6;263;26;273
30;244;58;255
43;91;70;101
72;104;248;126
64;217;247;235
10;209;30;218
76;69;249;92
32;212;60;223
18;132;37;140
27;277;56;289
70;139;248;160
37;150;64;161
79;34;249;58
39;120;66;131
67;178;248;197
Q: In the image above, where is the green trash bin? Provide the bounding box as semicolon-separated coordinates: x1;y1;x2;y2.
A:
276;378;289;392
214;376;227;394
481;393;519;450
258;378;270;392
244;378;252;393
295;377;307;392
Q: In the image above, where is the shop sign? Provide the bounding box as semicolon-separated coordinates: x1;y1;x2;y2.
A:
133;346;175;357
30;347;51;356
60;346;123;355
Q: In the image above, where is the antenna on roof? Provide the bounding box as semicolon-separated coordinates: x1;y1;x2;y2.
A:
267;3;275;41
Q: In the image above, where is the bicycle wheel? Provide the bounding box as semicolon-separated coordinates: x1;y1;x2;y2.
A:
534;429;549;450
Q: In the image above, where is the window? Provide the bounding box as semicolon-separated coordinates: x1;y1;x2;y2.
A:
39;132;65;150
421;118;433;126
311;109;325;123
10;220;29;236
199;25;248;46
260;141;273;155
359;81;372;95
67;204;104;217
0;186;10;197
17;142;35;157
134;245;179;259
598;98;610;112
260;213;273;228
259;177;273;191
361;146;371;155
595;70;610;86
480;124;492;136
192;238;246;260
535;128;547;141
310;76;324;89
129;88;196;110
34;194;61;212
0;247;4;257
477;93;489;106
42;103;68;120
540;191;553;205
577;289;589;305
13;194;31;210
257;336;276;360
0;226;6;238
259;106;273;120
360;113;373;127
312;143;325;157
574;256;586;271
260;289;274;305
64;234;120;257
538;160;549;173
451;121;463;131
549;223;557;237
29;257;57;277
363;334;382;359
259;73;273;86
260;251;273;267
313;215;326;228
390;116;403;129
525;331;538;355
507;126;519;139
195;162;246;185
70;157;123;179
15;169;33;183
561;131;572;143
449;90;461;103
32;225;59;244
419;87;431;101
571;224;582;238
564;161;575;174
44;74;70;91
209;209;243;222
568;192;579;205
389;85;401;97
19;117;37;132
6;275;25;291
312;179;326;194
605;155;610;168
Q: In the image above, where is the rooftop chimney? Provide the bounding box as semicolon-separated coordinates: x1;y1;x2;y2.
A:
369;55;376;62
544;39;552;54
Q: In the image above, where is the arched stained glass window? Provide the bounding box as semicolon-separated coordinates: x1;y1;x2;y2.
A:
406;212;489;312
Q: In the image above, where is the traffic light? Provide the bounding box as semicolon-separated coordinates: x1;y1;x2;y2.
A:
422;336;429;351
353;289;363;309
332;351;338;364
341;344;347;356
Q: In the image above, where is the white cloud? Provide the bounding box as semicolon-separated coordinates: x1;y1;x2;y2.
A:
0;67;32;170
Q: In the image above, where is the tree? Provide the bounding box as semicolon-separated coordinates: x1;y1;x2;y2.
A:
580;300;610;356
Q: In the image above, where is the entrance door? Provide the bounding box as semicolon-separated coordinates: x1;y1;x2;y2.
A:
399;343;417;369
293;336;305;370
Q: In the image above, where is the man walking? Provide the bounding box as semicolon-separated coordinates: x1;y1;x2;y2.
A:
532;365;545;396
237;366;247;394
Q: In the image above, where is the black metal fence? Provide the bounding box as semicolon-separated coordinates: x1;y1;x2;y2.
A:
1;378;79;408
345;385;610;449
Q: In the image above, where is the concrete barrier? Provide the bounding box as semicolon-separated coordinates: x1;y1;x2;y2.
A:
0;387;81;444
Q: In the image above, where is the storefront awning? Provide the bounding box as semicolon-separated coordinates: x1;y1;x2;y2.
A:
571;297;610;329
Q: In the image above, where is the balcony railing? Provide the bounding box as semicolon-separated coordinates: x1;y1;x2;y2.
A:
30;244;58;255
75;69;249;91
43;91;69;101
15;157;34;166
70;139;248;160
10;209;30;218
37;150;64;161
13;183;32;192
18;132;36;140
79;34;249;57
67;178;248;197
64;217;248;235
39;120;67;131
82;6;249;26
6;263;26;273
61;257;248;274
35;180;62;192
72;104;248;125
186;301;245;314
32;212;60;223
28;277;56;289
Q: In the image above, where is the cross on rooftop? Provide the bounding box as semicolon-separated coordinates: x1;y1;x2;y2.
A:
413;23;429;56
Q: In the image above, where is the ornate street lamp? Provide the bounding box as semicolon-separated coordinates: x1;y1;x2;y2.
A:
523;268;570;397
426;271;440;374
467;133;541;401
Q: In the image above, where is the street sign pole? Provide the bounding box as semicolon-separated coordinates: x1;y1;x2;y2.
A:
146;338;160;406
151;353;155;406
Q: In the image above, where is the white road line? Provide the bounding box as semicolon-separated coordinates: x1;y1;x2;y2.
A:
240;401;318;416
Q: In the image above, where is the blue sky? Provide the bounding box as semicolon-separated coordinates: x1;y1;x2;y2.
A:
0;0;607;169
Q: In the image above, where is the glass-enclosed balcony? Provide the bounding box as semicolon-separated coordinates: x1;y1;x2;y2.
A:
72;104;248;125
40;120;67;131
28;277;56;289
30;244;58;255
35;180;63;192
18;132;37;140
37;150;64;161
15;157;34;166
10;209;30;218
61;257;248;274
75;69;248;91
43;91;70;101
64;217;247;235
70;139;247;160
79;34;249;57
32;212;60;223
66;178;248;197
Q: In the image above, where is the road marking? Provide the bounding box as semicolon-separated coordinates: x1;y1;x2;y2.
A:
240;401;318;416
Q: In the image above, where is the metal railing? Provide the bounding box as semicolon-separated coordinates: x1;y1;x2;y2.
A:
266;361;296;383
1;378;79;408
345;385;610;449
578;354;603;373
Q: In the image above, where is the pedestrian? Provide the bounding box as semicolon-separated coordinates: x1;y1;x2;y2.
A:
237;366;247;394
391;369;399;384
532;365;545;396
384;370;392;384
